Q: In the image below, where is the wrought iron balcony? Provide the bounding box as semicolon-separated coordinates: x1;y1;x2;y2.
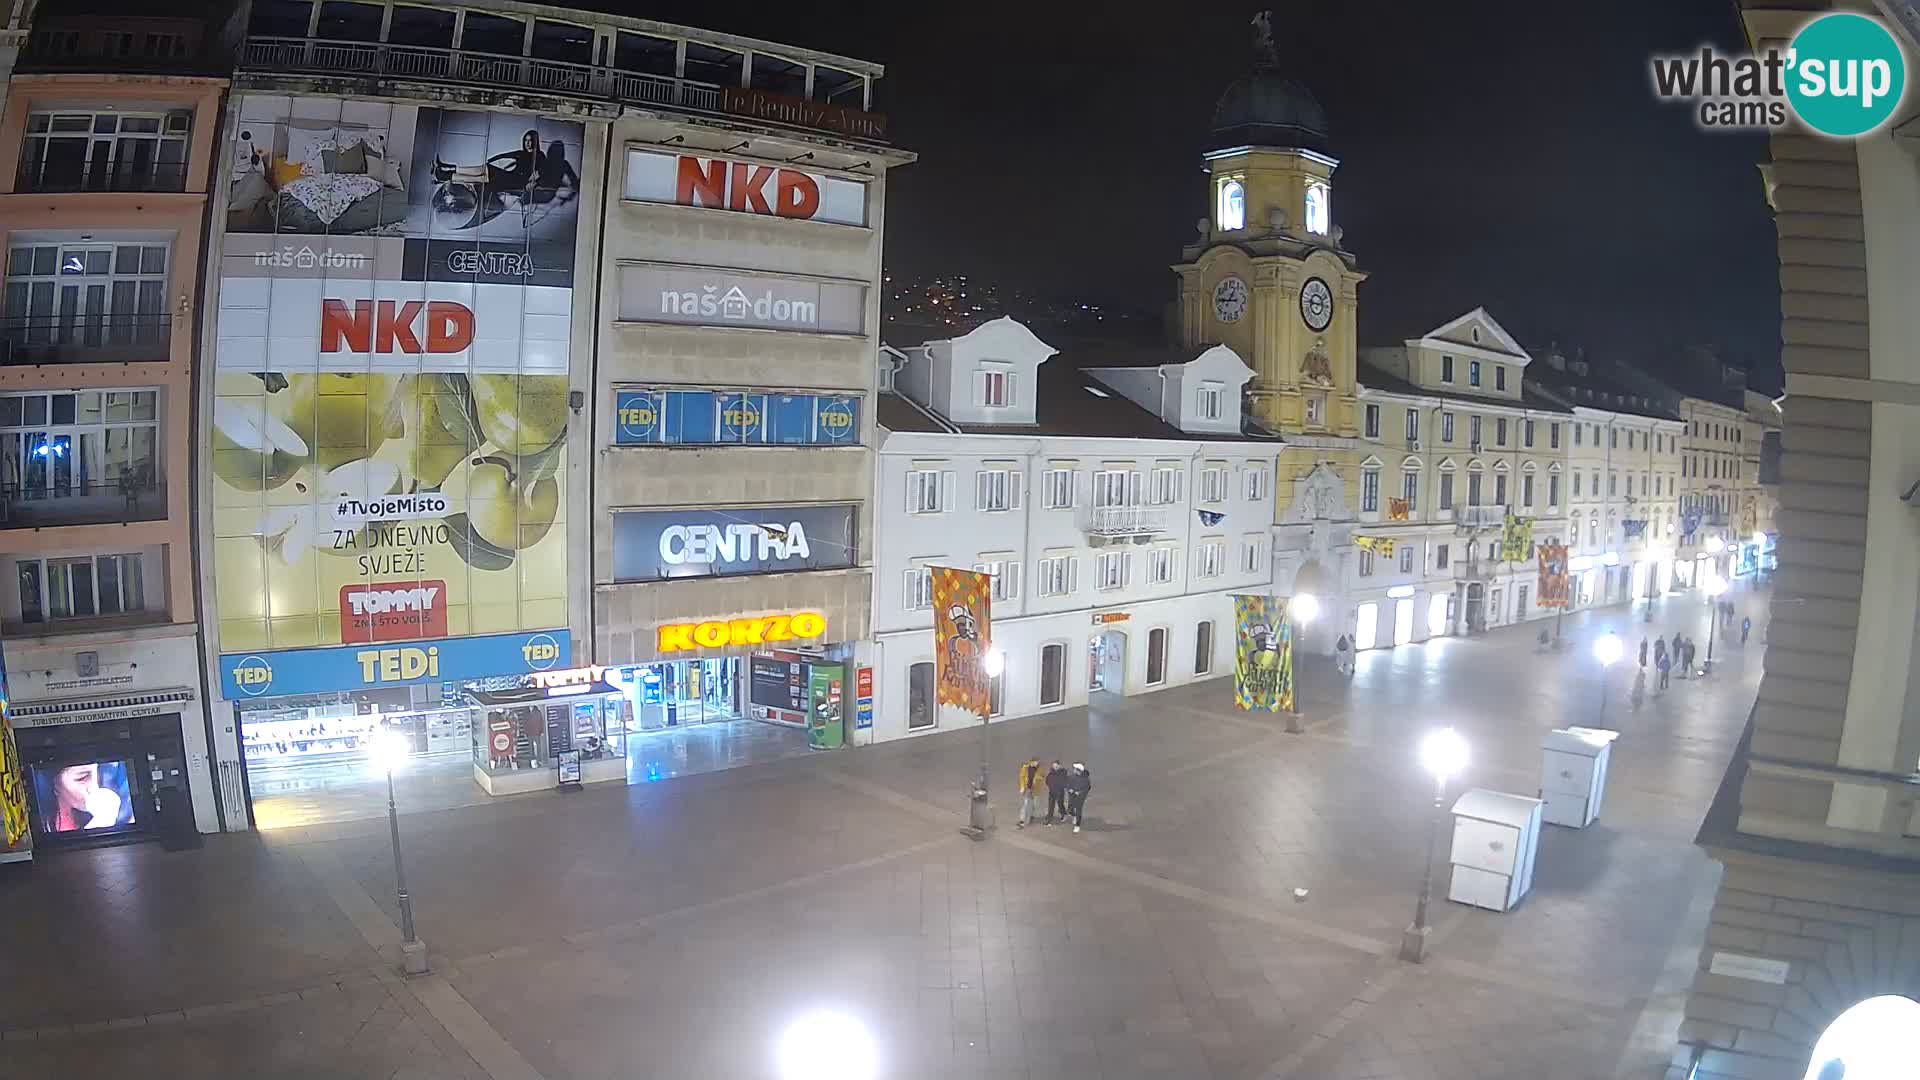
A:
0;479;165;529
1080;505;1168;539
1;314;172;365
15;159;189;194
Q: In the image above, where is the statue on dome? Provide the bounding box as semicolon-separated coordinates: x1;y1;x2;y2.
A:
1251;11;1279;67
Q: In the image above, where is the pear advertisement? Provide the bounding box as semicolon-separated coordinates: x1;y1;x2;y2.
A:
211;95;581;662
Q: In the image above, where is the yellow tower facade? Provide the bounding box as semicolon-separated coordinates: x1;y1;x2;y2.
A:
1171;57;1369;550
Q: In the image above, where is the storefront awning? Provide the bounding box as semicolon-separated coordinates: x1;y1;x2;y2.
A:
466;682;621;707
8;688;195;729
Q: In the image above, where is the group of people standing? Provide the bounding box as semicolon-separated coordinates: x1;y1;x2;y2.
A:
1015;759;1093;833
1629;600;1754;706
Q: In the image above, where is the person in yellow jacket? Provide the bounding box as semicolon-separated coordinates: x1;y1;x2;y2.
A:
1015;758;1045;828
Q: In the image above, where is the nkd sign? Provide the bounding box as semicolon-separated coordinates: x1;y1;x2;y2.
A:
623;150;869;227
611;504;857;583
618;264;866;335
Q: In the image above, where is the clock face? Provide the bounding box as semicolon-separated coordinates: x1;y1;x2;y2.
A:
1299;277;1334;332
1212;276;1249;324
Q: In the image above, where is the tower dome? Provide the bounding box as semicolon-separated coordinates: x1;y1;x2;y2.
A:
1209;70;1328;152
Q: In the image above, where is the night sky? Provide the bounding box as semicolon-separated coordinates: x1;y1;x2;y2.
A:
635;0;1781;388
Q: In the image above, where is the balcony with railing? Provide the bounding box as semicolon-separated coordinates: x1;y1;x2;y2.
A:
15;159;189;195
1;478;165;529
237;28;887;143
1453;504;1508;530
1;315;172;365
1081;505;1169;540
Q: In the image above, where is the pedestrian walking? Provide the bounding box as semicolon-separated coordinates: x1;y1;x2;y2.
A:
1335;634;1354;676
1631;667;1646;710
1657;649;1671;691
1065;763;1093;833
1741;616;1752;645
1683;637;1698;673
1638;636;1648;668
1044;760;1068;825
1670;632;1684;676
1015;757;1043;829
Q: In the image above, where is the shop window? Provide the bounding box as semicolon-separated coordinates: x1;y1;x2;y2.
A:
1039;643;1065;707
908;662;935;729
387;5;454;48
1146;627;1168;686
1195;621;1214;676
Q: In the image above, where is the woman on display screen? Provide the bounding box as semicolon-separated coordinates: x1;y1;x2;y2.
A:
42;762;129;833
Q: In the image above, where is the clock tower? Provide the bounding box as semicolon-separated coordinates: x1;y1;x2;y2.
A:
1171;15;1366;438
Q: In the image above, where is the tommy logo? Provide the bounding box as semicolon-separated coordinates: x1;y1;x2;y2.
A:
320;299;475;354
339;581;448;643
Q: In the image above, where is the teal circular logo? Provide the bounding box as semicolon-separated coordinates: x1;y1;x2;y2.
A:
1787;13;1906;137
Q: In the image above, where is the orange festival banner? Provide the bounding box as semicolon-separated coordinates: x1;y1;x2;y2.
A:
932;566;992;722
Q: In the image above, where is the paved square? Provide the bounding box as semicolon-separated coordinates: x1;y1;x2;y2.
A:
0;589;1763;1079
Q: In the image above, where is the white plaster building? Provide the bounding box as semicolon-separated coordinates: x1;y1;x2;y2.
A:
867;318;1278;742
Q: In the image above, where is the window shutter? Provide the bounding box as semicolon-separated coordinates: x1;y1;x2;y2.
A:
1005;562;1021;599
1067;557;1079;594
941;471;955;512
903;569;920;610
1128;470;1143;506
975;471;990;510
1122;551;1134;584
974;370;988;406
1005;373;1016;407
1009;471;1023;509
1172;470;1183;504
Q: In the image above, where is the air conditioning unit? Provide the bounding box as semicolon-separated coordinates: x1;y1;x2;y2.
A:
1470;441;1483;452
1407;437;1421;450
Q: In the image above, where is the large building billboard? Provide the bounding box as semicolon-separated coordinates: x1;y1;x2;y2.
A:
211;95;581;668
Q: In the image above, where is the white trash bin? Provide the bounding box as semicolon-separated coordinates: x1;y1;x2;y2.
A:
1446;788;1543;913
1540;726;1619;828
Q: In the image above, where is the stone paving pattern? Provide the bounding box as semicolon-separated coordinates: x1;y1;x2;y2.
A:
0;588;1768;1079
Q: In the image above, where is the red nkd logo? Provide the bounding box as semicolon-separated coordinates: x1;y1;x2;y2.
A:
339;580;449;643
321;300;475;354
674;156;821;219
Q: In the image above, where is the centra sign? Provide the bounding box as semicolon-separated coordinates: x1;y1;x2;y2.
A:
657;611;827;652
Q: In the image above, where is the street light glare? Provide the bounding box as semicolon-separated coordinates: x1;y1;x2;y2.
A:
1292;592;1320;623
1593;633;1624;667
1418;728;1468;781
777;1010;879;1080
1751;531;1766;547
1705;576;1728;598
1706;536;1726;553
982;648;1005;678
367;729;409;775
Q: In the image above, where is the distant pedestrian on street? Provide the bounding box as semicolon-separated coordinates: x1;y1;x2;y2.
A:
1044;760;1068;825
1683;637;1698;673
1656;649;1672;691
1334;634;1354;676
1631;666;1646;710
1741;616;1752;646
1670;632;1684;675
1638;636;1648;668
1065;762;1093;833
1015;757;1044;829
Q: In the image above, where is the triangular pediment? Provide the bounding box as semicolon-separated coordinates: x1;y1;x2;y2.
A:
1421;307;1529;363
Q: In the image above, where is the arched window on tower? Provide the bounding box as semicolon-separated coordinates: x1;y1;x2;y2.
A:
1304;181;1330;235
1219;179;1245;231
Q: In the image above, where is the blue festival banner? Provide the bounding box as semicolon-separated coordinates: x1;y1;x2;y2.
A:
220;630;571;700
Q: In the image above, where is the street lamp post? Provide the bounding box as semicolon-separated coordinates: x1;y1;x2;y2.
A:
1592;632;1624;729
1287;593;1319;734
969;648;1004;836
370;731;428;975
1401;727;1468;964
1703;576;1727;674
